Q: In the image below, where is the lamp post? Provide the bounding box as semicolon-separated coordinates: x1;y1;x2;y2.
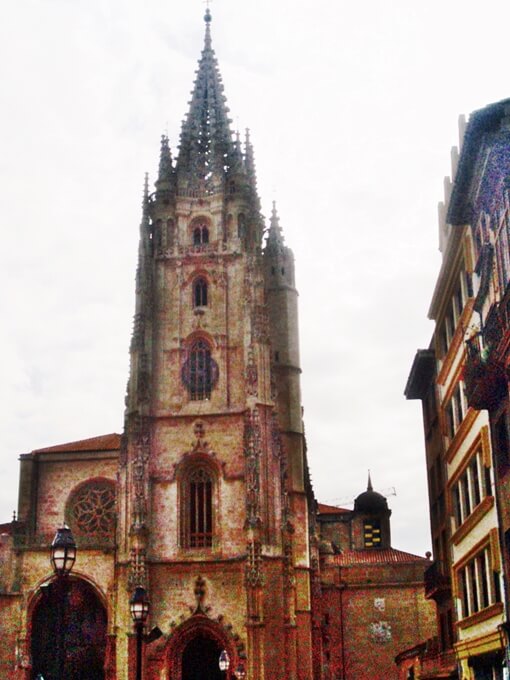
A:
234;663;246;679
219;649;230;678
50;524;77;680
130;586;150;680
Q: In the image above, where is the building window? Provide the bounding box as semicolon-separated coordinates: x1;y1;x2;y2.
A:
238;213;246;239
494;415;510;470
364;520;382;548
438;264;472;358
66;479;116;544
181;338;219;400
496;209;510;292
456;546;501;619
182;466;213;548
193;277;208;307
451;448;492;530
444;381;467;441
193;225;209;245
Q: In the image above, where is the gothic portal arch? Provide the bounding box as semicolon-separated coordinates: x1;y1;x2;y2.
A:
30;576;107;680
167;614;234;680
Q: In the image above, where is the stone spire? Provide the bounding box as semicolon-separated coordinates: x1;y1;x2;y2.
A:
157;134;173;183
265;201;285;255
367;471;373;492
176;8;236;193
132;173;151;354
244;128;258;191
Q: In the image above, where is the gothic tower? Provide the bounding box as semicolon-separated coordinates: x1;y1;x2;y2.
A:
117;11;313;679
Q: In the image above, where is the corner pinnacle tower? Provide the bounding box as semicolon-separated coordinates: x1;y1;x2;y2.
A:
118;9;313;679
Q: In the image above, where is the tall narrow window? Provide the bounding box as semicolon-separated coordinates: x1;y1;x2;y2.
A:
193;225;209;245
238;213;246;239
193;277;208;307
185;468;213;548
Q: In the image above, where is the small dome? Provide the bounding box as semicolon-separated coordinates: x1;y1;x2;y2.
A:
354;489;388;513
354;473;388;513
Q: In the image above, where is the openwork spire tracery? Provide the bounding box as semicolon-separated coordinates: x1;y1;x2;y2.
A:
176;9;237;193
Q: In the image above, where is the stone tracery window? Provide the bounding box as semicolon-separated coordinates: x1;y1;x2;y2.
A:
181;338;219;400
66;479;116;543
181;465;214;548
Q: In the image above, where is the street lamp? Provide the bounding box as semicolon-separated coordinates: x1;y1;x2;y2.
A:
50;524;77;576
219;649;230;676
130;586;150;680
234;663;246;679
50;524;77;680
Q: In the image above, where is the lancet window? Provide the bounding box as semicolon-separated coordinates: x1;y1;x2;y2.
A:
181;338;218;400
193;277;208;308
181;466;214;548
193;225;209;245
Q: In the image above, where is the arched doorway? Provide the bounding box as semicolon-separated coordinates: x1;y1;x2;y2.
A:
166;614;236;680
182;634;224;680
30;577;107;680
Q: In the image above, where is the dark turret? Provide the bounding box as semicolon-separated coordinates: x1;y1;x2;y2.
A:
353;474;392;549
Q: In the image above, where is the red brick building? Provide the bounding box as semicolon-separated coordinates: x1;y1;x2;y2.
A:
318;483;435;679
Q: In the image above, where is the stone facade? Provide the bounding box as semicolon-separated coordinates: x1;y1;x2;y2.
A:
0;10;436;680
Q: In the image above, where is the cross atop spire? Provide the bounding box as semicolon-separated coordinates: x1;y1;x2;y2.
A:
204;5;212;49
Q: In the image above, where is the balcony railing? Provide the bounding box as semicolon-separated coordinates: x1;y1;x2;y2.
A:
464;303;507;411
424;560;451;600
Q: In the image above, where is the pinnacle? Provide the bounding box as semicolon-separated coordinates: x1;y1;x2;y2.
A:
143;173;149;206
266;200;285;254
158;134;173;182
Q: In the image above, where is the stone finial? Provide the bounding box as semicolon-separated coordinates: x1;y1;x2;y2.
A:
158;134;173;182
265;200;285;255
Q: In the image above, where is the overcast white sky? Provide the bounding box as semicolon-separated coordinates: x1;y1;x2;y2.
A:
1;0;510;555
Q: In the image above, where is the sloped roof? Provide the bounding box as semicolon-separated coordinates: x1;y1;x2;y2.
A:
33;433;121;454
317;503;351;515
333;548;429;566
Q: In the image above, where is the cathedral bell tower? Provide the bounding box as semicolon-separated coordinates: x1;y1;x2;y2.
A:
117;10;313;679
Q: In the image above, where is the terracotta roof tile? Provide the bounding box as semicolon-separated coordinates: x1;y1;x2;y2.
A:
33;433;121;454
333;548;429;566
317;503;351;515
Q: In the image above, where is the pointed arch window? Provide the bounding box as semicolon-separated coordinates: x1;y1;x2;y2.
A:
183;467;213;548
193;277;208;308
181;338;219;400
237;213;246;239
193;225;209;245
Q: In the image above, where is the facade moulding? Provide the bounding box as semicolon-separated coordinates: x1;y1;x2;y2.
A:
429;227;466;320
450;496;494;545
444;407;479;463
436;298;475;386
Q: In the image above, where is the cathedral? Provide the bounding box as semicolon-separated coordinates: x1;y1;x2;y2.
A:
0;10;435;680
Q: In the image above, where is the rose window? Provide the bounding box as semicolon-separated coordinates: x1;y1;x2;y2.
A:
67;480;116;541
